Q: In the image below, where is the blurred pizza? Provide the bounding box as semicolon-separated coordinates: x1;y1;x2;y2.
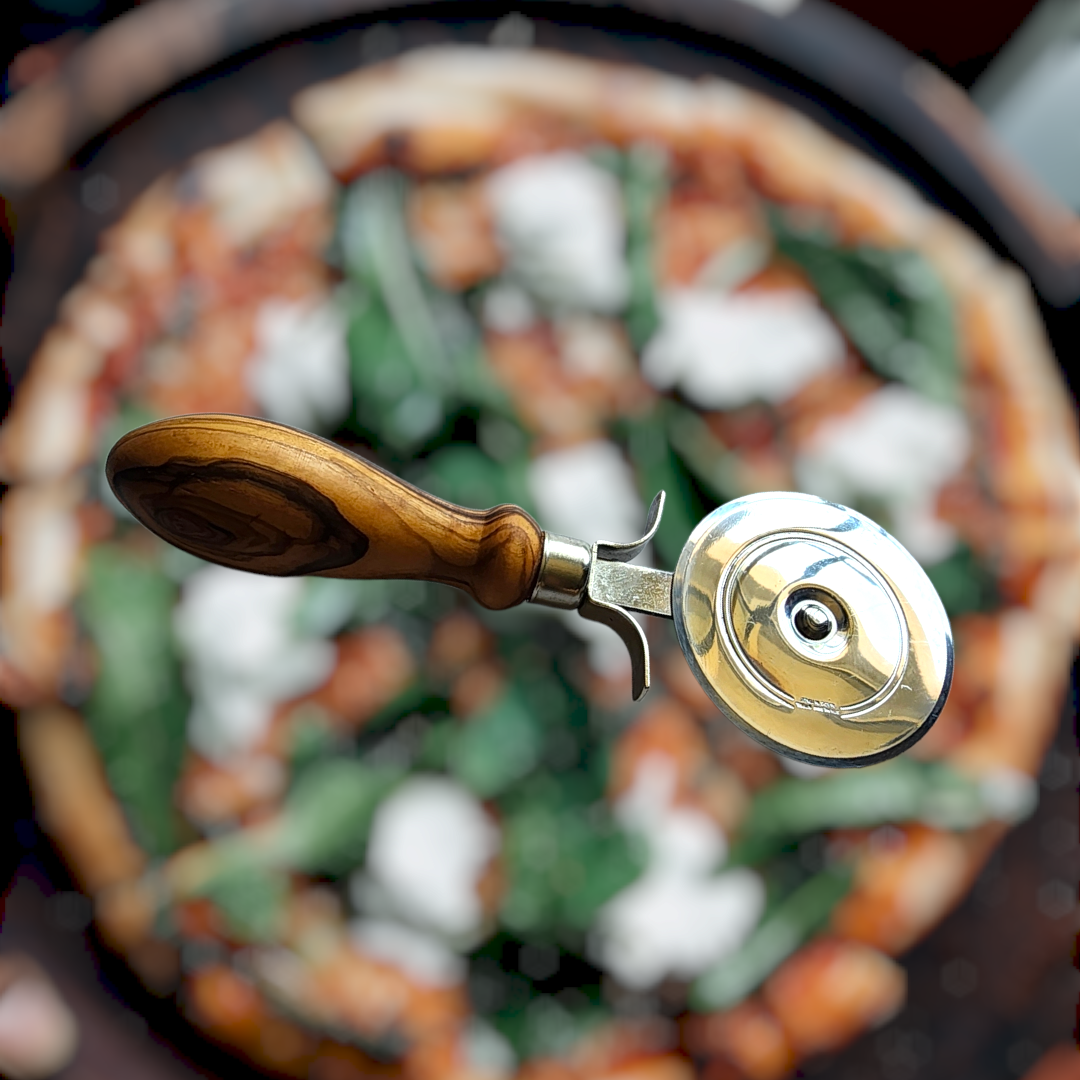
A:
3;46;1080;1080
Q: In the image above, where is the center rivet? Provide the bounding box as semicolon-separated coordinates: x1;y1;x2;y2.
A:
791;599;837;643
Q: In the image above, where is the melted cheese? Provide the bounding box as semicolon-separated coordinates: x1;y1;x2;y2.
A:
795;383;971;563
594;755;765;989
977;768;1037;825
615;754;726;872
528;439;644;549
595;864;767;990
3;482;83;614
485;152;628;312
247;295;351;434
174;567;336;761
363;777;500;938
528;441;646;675
642;288;845;409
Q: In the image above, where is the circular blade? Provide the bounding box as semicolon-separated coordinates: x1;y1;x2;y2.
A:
673;492;952;767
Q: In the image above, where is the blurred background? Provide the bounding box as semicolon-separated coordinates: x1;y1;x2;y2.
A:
1;2;1079;1080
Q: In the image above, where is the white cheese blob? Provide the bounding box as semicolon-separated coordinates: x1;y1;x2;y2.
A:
795;383;971;563
362;777;500;938
642;288;845;409
977;768;1038;825
174;567;336;761
485;152;629;312
594;756;765;990
463;1020;517;1079
247;295;351;434
349;919;466;987
528;441;646;675
4;330;102;482
595;863;767;990
614;754;727;873
4;483;83;614
13;382;93;483
528;439;644;551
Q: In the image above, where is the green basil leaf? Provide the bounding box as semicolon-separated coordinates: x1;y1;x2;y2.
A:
666;403;742;504
416;444;533;514
81;543;188;856
271;757;404;875
730;759;1025;865
193;861;290;944
923;543;1000;617
449;685;545;799
690;867;851;1011
622;143;668;350
619;410;708;568
771;212;960;405
499;779;645;938
341;171;507;453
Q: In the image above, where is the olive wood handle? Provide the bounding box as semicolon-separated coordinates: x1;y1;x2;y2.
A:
106;414;544;610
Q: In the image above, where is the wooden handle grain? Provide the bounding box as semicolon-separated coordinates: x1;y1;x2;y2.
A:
106;414;544;611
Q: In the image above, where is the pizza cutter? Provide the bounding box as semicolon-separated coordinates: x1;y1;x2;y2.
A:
106;413;952;768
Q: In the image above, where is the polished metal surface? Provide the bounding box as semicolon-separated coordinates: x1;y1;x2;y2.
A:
587;560;672;619
530;533;592;609
532;489;950;762
596;491;666;564
580;557;673;702
672;491;952;767
579;590;654;702
530;492;670;701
